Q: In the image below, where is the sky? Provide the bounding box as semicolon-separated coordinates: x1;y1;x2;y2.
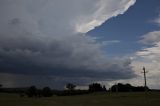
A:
0;0;160;89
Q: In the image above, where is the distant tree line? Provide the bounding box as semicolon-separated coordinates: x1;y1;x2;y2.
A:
109;83;150;92
89;83;106;92
26;86;53;97
0;83;151;97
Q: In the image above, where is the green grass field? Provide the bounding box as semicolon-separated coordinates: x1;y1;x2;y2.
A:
0;92;160;106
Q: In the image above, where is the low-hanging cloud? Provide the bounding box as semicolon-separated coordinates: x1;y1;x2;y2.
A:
0;0;136;87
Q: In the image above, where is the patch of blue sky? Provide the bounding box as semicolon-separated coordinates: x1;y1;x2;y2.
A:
88;0;160;56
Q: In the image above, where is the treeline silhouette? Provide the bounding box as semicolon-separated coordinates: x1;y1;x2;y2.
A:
109;83;150;92
0;83;152;97
89;83;106;92
26;86;53;97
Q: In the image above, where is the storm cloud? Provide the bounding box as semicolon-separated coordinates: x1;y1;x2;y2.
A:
0;0;136;87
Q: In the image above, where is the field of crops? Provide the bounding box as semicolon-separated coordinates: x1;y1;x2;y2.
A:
0;92;160;106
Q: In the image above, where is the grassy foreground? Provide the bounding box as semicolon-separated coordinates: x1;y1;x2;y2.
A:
0;92;160;106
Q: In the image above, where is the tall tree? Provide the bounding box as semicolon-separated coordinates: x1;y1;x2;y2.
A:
26;86;38;97
89;83;103;92
66;83;76;91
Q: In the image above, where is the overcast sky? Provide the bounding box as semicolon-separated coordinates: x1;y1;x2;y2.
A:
0;0;160;89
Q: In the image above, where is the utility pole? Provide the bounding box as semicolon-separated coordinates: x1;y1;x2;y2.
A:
142;67;148;91
142;67;149;106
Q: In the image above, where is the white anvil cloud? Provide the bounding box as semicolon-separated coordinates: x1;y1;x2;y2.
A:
75;0;136;33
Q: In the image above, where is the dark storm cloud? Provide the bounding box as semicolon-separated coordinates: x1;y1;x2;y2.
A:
0;33;135;79
0;0;136;85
